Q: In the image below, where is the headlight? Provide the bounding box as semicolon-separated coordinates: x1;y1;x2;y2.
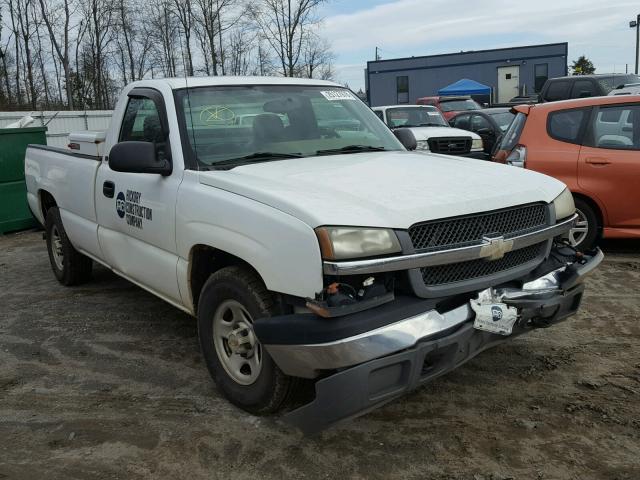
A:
552;188;575;221
416;140;430;151
315;227;402;260
471;138;484;150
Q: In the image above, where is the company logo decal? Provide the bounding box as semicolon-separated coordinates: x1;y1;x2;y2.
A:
491;305;503;322
115;190;153;229
116;192;126;219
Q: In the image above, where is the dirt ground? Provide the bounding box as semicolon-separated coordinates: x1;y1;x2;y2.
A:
0;230;639;480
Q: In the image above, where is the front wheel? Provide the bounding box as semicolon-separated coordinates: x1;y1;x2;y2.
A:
568;198;599;251
197;266;295;414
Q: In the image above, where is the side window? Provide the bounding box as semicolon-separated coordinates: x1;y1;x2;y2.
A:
454;114;471;130
119;97;165;143
397;76;409;104
544;81;570;101
547;108;588;144
571;80;597;99
374;110;384;121
534;64;548;93
588;104;640;150
471;115;492;132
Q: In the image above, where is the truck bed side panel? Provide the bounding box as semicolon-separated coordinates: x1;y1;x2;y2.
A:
25;145;102;260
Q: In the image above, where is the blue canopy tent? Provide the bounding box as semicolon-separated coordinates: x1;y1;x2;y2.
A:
438;79;492;104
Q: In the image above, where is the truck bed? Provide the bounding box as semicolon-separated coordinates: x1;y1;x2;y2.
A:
25;144;102;259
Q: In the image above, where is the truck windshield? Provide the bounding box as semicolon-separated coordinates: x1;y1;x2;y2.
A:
439;99;481;112
174;85;404;168
384;107;448;128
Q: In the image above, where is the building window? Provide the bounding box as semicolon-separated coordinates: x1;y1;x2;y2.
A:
534;64;548;93
397;76;409;104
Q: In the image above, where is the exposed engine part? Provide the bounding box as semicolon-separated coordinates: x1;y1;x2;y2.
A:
306;277;395;318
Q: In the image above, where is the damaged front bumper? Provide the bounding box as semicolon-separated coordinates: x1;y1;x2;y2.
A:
253;248;604;434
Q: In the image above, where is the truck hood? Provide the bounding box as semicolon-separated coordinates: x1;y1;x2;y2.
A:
198;151;566;229
405;126;481;141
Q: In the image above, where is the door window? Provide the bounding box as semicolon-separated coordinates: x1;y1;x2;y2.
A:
452;114;471;130
587;104;640;150
544;81;570;101
547;108;588;144
119;97;165;143
471;115;492;132
571;80;597;99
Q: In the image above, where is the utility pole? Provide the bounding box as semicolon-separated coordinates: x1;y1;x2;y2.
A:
631;14;640;74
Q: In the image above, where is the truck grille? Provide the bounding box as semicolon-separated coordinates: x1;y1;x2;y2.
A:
420;242;545;286
408;203;548;253
427;137;471;154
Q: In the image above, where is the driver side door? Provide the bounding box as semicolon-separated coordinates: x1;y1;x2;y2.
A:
470;114;495;153
95;88;183;304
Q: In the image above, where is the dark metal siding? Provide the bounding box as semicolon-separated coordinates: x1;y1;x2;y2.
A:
367;43;568;106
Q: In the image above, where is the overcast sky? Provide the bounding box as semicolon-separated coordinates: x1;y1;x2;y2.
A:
320;0;640;90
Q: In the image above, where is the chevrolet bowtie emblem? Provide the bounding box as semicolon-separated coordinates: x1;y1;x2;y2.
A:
480;235;514;261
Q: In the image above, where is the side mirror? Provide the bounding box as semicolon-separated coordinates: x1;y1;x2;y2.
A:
393;128;417;151
477;127;494;136
109;141;172;176
579;91;592;98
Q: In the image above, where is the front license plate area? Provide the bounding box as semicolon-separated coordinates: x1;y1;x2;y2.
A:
470;300;518;336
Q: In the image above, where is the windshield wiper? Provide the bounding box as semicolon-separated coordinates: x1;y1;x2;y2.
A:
315;145;387;155
419;123;445;127
212;152;304;169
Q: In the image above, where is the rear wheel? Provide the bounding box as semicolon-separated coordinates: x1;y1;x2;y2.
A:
568;198;599;251
45;207;93;286
197;266;295;414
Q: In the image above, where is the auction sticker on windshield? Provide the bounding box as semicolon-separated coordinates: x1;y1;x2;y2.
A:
320;90;357;101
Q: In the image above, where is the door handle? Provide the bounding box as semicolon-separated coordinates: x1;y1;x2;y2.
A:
103;181;115;198
585;158;611;166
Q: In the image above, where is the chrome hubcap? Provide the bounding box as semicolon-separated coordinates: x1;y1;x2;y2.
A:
51;225;64;271
212;299;262;385
568;208;589;247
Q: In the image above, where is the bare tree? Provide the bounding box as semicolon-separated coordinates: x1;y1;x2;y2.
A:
172;0;194;75
12;0;38;107
37;0;75;107
253;0;325;77
0;7;12;104
31;8;52;108
82;0;114;108
226;27;253;76
193;0;232;76
0;0;336;110
147;0;178;77
301;30;333;79
114;0;153;84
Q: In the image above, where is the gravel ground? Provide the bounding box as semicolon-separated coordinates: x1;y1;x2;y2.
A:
0;230;639;480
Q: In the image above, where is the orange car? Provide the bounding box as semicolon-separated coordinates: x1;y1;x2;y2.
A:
493;95;640;250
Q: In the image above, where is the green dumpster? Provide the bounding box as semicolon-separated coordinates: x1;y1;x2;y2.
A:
0;126;47;233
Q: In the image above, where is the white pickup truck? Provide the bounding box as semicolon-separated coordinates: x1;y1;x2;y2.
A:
372;104;486;158
25;77;602;434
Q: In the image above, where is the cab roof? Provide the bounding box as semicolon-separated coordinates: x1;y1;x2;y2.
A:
128;76;342;90
512;94;640;115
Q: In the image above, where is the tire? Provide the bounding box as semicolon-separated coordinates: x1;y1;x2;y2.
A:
197;266;295;414
569;198;599;251
45;206;93;286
